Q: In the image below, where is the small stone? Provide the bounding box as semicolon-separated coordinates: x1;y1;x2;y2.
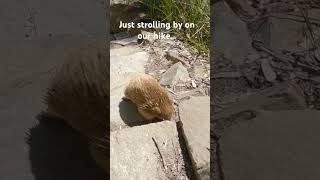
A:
193;65;207;79
191;80;197;88
113;31;131;40
141;30;156;43
213;71;243;79
160;62;189;87
111;35;138;45
166;50;190;67
260;52;269;58
261;58;277;82
166;50;181;61
159;69;166;74
247;53;261;62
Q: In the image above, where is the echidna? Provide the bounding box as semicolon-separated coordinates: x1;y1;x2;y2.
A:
124;73;174;121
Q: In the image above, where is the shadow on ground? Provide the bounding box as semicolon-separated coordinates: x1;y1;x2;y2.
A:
119;100;163;127
176;122;197;180
26;112;106;180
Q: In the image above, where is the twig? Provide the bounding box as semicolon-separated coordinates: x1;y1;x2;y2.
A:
152;137;167;170
167;88;177;95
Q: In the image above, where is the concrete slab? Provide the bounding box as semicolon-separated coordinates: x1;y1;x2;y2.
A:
110;121;192;180
110;46;149;77
220;110;320;180
179;96;210;180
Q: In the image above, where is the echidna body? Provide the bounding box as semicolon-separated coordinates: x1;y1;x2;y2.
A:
124;73;174;121
45;39;109;172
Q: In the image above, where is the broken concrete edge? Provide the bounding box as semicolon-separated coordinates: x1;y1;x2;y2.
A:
176;120;210;180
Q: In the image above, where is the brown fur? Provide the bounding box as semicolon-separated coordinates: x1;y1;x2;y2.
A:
124;73;174;120
45;39;109;172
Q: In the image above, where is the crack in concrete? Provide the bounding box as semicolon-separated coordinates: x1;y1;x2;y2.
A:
212;114;224;180
215;137;225;180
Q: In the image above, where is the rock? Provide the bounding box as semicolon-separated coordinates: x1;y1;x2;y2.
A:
260;58;277;82
193;65;208;79
141;30;156;43
110;121;192;180
213;72;243;79
212;1;251;65
258;16;304;52
176;89;206;100
191;80;197;88
160;62;189;87
111;36;138;45
110;0;139;5
220;110;320;180
166;50;190;67
257;10;320;53
166;50;180;61
179;96;210;180
247;53;261;62
113;31;131;40
215;81;307;121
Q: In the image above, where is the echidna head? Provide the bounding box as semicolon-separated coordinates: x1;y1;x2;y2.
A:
156;97;174;121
